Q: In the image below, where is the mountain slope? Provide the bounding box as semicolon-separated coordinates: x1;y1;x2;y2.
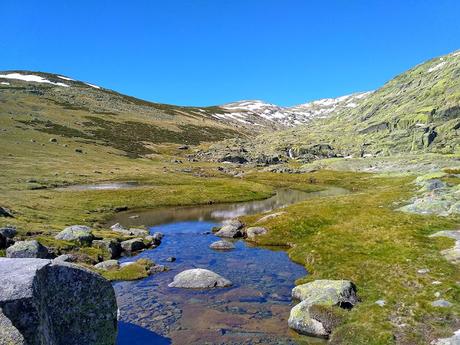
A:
199;50;460;164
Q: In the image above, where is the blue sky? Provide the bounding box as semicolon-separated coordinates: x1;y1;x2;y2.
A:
1;1;460;106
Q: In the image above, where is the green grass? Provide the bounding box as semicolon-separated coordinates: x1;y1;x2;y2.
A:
241;171;460;344
100;258;155;281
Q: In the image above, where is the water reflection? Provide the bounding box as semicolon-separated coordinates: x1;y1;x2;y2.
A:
57;181;140;191
111;187;347;227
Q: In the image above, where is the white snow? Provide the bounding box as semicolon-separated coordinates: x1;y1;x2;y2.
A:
85;82;101;89
0;73;69;87
57;75;74;81
428;61;447;73
1;82;10;85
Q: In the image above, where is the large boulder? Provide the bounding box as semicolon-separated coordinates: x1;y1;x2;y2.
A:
92;239;122;259
209;240;235;250
55;225;93;245
288;280;358;337
120;238;145;253
6;240;49;259
0;258;117;345
168;268;232;289
246;227;268;240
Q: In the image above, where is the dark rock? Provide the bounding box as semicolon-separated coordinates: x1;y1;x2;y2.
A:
114;206;128;212
6;240;49;259
92;239;122;259
178;145;189;150
165;256;176;262
0;226;17;239
0;258;117;345
0;207;13;218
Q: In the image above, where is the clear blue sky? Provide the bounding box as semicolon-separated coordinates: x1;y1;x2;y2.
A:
1;0;459;106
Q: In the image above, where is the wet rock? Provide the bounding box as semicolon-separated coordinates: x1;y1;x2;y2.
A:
209;240;235;250
6;240;49;259
0;207;13;218
165;256;176;262
92;239;122;259
168;268;232;289
55;225;93;245
288;280;358;337
95;259;119;271
152;232;164;241
246;227;268;240
120;238;145;253
431;299;453;308
0;258;117;345
148;264;168;275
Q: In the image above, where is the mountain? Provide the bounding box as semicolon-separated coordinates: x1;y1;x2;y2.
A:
199;50;460;164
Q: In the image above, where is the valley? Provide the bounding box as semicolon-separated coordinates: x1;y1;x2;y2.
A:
1;50;459;345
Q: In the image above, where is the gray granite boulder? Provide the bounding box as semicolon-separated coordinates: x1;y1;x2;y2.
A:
0;258;117;345
6;240;49;259
246;226;268;240
209;240;235;250
55;225;93;245
215;220;244;238
288;280;358;337
120;238;145;253
92;239;122;259
168;268;232;289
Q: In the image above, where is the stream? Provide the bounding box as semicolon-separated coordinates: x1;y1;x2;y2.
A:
112;187;348;345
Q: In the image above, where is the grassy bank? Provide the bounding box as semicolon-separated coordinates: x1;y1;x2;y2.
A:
242;171;460;345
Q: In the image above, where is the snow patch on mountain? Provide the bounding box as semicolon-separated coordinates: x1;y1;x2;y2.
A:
0;73;69;87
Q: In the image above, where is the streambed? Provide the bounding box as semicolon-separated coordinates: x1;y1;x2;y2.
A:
114;188;347;345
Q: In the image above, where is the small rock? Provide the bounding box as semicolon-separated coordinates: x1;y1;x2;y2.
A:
152;232;164;241
55;225;93;245
417;268;430;274
165;256;176;262
215;220;244;238
434;292;441;298
75;148;83;153
95;259;120;271
128;215;139;219
246;227;268;240
53;254;73;263
178;145;189;150
255;211;286;223
6;240;49;259
0;207;13;218
0;226;17;239
114;206;128;212
148;265;167;275
209;240;235;250
110;223;126;231
431;299;452;308
49;138;57;143
168;268;232;289
120;238;145;253
375;299;386;307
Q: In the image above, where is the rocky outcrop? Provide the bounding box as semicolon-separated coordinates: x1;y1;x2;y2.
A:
430;230;460;263
209;240;235;250
55;225;94;245
246;227;268;240
168;268;232;289
6;240;49;259
288;280;358;337
0;258;117;345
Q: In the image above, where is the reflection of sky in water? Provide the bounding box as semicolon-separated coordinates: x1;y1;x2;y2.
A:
115;221;307;345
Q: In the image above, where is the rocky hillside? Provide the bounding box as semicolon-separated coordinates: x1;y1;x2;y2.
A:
198;50;460;164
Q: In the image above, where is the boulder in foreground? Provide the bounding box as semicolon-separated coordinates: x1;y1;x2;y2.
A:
168;268;232;289
0;258;117;345
288;279;358;337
